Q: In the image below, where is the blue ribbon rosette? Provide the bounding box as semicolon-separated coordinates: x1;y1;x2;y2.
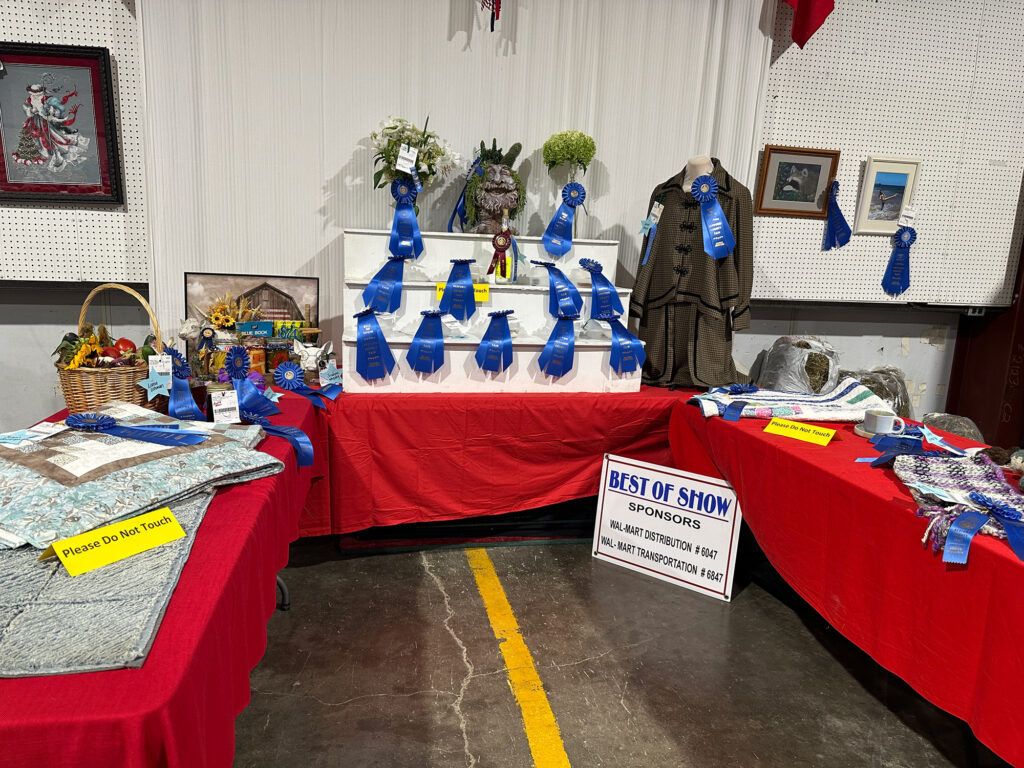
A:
959;493;1024;564
594;313;646;374
578;258;623;319
690;175;735;260
531;260;583;318
363;254;415;314
542;182;586;258
882;226;915;297
823;180;852;250
241;411;315;468
389;179;424;259
439;259;477;322
66;412;209;446
197;326;217;354
353;308;396;381
447;158;483;233
225;346;281;417
165;347;205;421
407;310;446;375
273;361;327;408
475;309;515;373
538;315;578;377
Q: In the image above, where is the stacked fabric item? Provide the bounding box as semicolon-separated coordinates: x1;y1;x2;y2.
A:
689;377;890;422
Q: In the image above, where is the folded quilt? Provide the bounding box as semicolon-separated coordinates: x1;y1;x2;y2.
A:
0;403;282;549
689;377;890;422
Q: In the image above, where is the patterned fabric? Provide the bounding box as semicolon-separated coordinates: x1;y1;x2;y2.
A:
0;492;213;677
0;403;282;549
690;377;890;422
630;159;753;387
893;453;1018;551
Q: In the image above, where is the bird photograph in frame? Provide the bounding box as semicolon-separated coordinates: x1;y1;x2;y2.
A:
754;145;840;219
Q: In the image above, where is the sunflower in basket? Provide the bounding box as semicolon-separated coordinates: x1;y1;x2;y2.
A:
64;336;99;370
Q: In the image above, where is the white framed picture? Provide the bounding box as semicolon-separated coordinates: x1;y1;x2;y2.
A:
855;156;921;235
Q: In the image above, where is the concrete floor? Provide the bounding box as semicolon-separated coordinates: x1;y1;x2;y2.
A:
234;537;1010;767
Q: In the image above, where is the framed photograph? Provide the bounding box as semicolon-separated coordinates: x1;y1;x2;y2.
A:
185;272;320;327
854;156;921;235
754;145;841;219
0;42;122;203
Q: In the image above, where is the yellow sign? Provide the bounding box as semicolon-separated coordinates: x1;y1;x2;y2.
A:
435;283;490;302
763;417;836;446
39;508;186;577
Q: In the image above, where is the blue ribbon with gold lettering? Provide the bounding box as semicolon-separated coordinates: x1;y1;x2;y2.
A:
531;260;583;318
389;179;424;258
542;182;586;257
353;308;395;381
225;346;281;417
67;412;209;446
691;175;735;260
823;181;852;250
164;347;205;421
595;312;646;374
407;310;446;374
439;259;477;322
883;226;915;297
364;254;414;313
579;258;623;319
241;411;314;467
538;315;577;377
475;309;514;373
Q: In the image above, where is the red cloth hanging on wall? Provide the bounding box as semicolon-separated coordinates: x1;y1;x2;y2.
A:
782;0;834;47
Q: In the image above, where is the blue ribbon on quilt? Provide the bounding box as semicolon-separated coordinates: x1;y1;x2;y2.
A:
594;313;645;374
439;259;477;322
274;361;327;408
407;310;446;375
882;226;915;297
531;260;583;318
66;412;210;446
691;175;735;260
475;309;514;373
225;346;281;417
363;254;415;313
241;411;314;467
823;181;852;250
538;315;577;377
447;158;483;233
542;182;586;257
165;347;205;421
578;258;623;319
353;308;395;381
389;179;424;258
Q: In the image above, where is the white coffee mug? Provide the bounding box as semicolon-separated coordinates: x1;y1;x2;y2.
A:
863;409;905;435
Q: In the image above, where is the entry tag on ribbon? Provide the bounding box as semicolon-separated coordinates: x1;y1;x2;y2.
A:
898;205;917;228
149;354;172;377
396;144;419;174
763;417;836;446
210;390;241;424
649;201;664;224
26;421;69;439
38;507;186;576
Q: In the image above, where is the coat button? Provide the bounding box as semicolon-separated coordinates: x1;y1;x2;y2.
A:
673;265;689;276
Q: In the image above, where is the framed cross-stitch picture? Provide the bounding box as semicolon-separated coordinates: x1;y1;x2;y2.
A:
0;42;123;203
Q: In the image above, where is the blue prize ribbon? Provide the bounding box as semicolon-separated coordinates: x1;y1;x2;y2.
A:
579;258;623;319
942;510;991;564
723;401;748;422
363;255;412;314
354;309;395;381
531;260;583;318
447;159;482;233
241;412;315;467
542;182;586;257
510;236;521;282
691;175;735;260
66;412;209;446
640;222;658;266
274;362;327;409
197;327;217;354
883;226;915;297
538;315;577;377
388;179;424;258
165;348;205;420
969;492;1024;563
596;313;646;374
226;346;281;417
475;310;514;373
439;259;477;321
407;310;446;375
823;181;852;250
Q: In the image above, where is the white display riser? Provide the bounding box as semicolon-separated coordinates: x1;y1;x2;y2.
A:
343;229;621;286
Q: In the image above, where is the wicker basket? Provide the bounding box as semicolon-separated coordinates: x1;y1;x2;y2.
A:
56;283;165;414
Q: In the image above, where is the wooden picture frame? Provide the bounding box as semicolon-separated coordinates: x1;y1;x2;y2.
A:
854;156;921;235
754;145;841;219
0;42;122;203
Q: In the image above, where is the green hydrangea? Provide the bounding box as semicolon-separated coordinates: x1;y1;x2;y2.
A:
542;130;596;178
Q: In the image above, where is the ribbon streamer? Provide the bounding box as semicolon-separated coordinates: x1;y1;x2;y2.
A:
354;309;396;381
531;260;583;318
363;255;413;313
579;259;623;319
274;362;327;408
447;158;483;232
823;180;852;250
388;179;424;258
542;182;586;257
488;231;512;278
538;315;577;377
439;259;477;321
941;510;991;565
691;175;735;260
882;226;915;297
475;310;514;373
969;492;1024;563
225;346;281;417
66;412;209;446
640;222;658;267
165;348;205;421
595;313;646;374
407;310;446;375
241;412;315;468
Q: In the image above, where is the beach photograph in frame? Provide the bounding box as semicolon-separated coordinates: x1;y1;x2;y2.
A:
754;145;840;218
855;157;921;235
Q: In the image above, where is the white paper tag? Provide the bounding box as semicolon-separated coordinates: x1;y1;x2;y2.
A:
27;421;69;438
149;354;172;377
649;201;665;224
396;144;419;174
210;390;241;424
898;205;917;227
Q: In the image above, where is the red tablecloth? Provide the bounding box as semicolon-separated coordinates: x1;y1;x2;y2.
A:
669;402;1024;767
302;387;687;535
0;393;322;768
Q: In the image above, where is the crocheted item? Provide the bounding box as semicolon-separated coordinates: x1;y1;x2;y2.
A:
690;377;890;422
892;453;1021;552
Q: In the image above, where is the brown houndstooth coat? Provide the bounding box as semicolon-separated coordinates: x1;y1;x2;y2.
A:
629;158;753;388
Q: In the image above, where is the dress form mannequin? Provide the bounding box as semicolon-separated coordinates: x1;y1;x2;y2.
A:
683;155;714;189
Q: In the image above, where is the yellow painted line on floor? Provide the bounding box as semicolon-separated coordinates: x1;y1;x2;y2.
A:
465;547;571;768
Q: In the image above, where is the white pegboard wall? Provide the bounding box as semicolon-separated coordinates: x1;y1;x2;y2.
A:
754;0;1024;306
0;0;147;283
